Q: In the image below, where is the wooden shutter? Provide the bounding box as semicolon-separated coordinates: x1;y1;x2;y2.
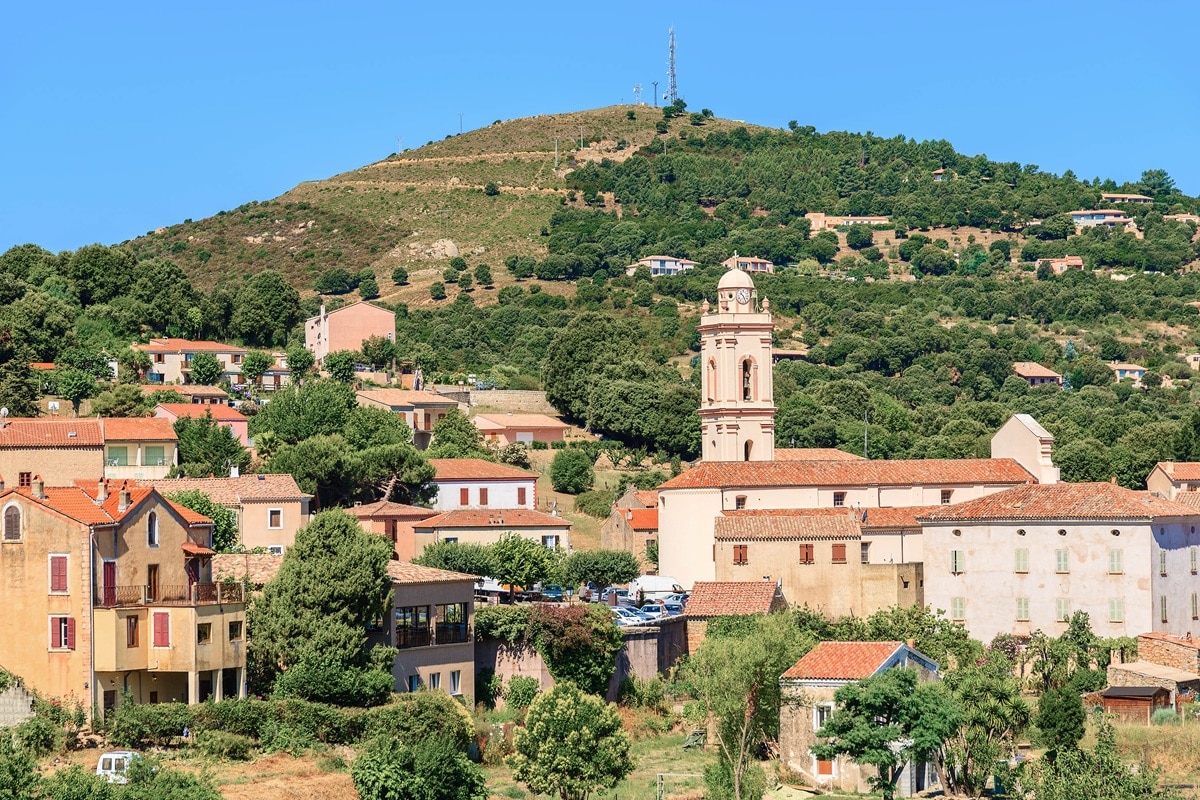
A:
1109;549;1123;574
459;488;469;506
799;544;814;564
51;618;62;649
1055;549;1069;573
1160;550;1168;575
517;487;526;505
479;488;488;506
1192;547;1198;574
1014;548;1028;574
950;597;965;620
831;543;847;564
1056;598;1070;621
66;617;76;650
50;555;68;593
1016;597;1029;621
733;545;748;565
1109;598;1123;623
153;612;170;648
950;550;965;574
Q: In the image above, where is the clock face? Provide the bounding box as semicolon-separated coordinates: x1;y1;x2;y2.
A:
736;288;750;305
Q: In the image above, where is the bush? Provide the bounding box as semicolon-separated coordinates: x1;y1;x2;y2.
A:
360;692;474;751
1152;708;1180;725
430;282;447;300
617;676;667;712
549;448;595;494
705;757;766;800
353;734;486;800
191;698;270;740
505;676;541;711
477;668;504;710
14;716;57;758
391;267;409;285
196;730;254;760
106;698;193;748
549;440;567;450
573;489;615;518
484;182;500;196
531;440;549;450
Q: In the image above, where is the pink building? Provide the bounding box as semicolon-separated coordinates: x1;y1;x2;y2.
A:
304;301;396;365
471;413;569;446
154;403;250;447
356;390;461;450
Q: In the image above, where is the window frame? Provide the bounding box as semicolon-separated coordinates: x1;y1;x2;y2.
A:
1054;549;1070;574
831;543;847;565
940;489;953;505
127;616;139;648
1160;550;1168;576
229;620;243;641
2;502;22;542
459;487;469;506
478;488;488;507
1108;548;1124;575
152;610;171;649
949;597;965;621
49;615;75;651
147;511;159;548
1056;598;1071;622
48;553;69;594
1109;598;1124;623
950;549;965;574
1015;597;1030;622
733;544;748;566
267;508;283;530
1014;548;1029;574
799;543;814;564
832;492;846;508
197;622;212;645
450;670;461;695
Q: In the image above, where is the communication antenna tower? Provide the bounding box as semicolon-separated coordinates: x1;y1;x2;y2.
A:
633;83;642;105
667;27;678;105
652;81;659;107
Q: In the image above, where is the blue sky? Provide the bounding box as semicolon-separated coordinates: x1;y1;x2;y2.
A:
2;1;1197;253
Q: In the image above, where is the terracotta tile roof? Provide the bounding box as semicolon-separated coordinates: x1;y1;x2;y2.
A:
616;508;658;531
155;403;247;422
135;338;246;354
774;448;865;461
1012;362;1062;379
1109;363;1145;373
719;506;938;530
472;413;569;430
312;300;395;321
346;500;437;519
143;474;309;503
166;501;214;526
685;581;784;617
181;542;215;555
1139;631;1200;651
413;509;571;530
212;553;284;585
919;482;1199;522
1101;193;1153;201
634;490;659;506
1173;492;1200;509
430;458;536;482
101;417;178;442
1154;463;1200;481
30;362;56;370
716;513;859;542
356;389;457;407
0;419;103;448
387;561;479;583
142;384;229;399
782;641;905;680
0;480;184;527
659;458;1034;490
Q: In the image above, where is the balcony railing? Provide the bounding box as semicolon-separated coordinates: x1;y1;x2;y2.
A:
436;622;471;645
96;582;245;608
396;624;472;649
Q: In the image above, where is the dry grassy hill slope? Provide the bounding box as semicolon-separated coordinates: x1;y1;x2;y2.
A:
127;105;769;307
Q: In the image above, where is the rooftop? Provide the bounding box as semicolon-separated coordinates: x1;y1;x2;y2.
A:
311;300;395;321
774;448;865;462
721;505;938;531
1140;631;1200;651
142;474;309;503
781;641;905;681
0;419;103;448
413;508;571;530
1153;462;1200;482
919;482;1199;522
715;513;859;542
618;507;659;532
659;458;1033;491
345;500;437;519
430;458;536;481
356;389;457;407
387;561;479;584
685;581;783;617
212;553;284;585
3;481;211;529
142;384;229;399
472;413;569;430
154;403;247;422
101;417;178;442
135;338;246;354
1012;362;1062;379
1109;660;1200;684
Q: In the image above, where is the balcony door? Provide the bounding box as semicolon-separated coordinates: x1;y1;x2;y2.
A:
103;561;117;606
147;565;160;603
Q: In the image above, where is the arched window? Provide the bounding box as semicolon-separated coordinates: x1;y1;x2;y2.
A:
742;359;754;401
706;359;717;402
2;505;21;542
744;440;753;462
147;511;159;547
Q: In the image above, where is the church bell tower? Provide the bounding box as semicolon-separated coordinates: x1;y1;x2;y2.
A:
698;269;776;462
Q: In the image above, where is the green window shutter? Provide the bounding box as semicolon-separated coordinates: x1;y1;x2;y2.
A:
1108;549;1123;574
1016;597;1029;621
1191;547;1197;574
950;597;965;620
1014;548;1029;574
1109;598;1124;623
1160;550;1168;575
1055;549;1069;573
1056;598;1070;622
951;550;965;574
1161;595;1169;623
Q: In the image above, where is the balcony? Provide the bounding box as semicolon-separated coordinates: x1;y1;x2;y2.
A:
96;582;245;608
395;624;472;649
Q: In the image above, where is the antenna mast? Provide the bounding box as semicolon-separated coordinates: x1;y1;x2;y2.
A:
667;27;678;105
633;83;642;105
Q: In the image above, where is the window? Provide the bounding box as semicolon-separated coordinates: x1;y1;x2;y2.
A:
1056;598;1071;622
860;542;871;564
229;621;243;641
541;535;559;549
396;607;432;648
267;545;284;555
197;623;212;644
479;488;488;506
450;670;461;695
459;488;469;506
517;487;527;505
1109;598;1124;623
49;616;75;650
443;537;458;545
232;354;243;365
268;509;283;529
407;675;421;693
1193;547;1198;575
950;597;965;621
1109;549;1124;574
950;550;965;574
831;543;847;564
1161;595;1169;624
1160;550;1168;576
3;504;21;541
940;489;953;505
1014;548;1029;574
127;616;139;648
1193;593;1198;621
833;492;846;507
154;353;165;364
1055;549;1070;574
144;445;166;466
107;446;129;467
146;564;160;602
430;672;441;690
734;495;747;510
813;703;834;731
152;611;170;648
18;472;30;488
1016;597;1030;621
741;359;753;401
799;544;814;564
147;512;159;547
733;544;748;565
49;554;68;593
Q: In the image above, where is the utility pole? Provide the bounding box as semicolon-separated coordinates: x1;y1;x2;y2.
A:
458;113;463;134
579;125;584;149
396;136;403;155
652;81;659;107
554;137;558;169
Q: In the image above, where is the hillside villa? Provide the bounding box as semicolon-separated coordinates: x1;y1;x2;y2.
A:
132;339;247;385
355;389;460;450
805;213;891;231
471;412;569;446
1102;192;1154;204
1012;361;1063;387
304;301;396;365
721;253;774;274
624;255;698;277
1110;362;1147;385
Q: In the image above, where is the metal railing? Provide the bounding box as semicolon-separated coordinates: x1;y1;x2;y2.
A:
95;582;244;608
396;624;472;649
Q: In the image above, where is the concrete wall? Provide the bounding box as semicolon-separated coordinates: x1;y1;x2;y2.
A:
469;390;556;414
306;303;395;364
237;499;307;551
0;447;105;485
0;684;35;728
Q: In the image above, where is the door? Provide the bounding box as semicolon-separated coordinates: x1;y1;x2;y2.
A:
147;564;159;602
185;559;199;595
103;691;116;712
103;561;117;606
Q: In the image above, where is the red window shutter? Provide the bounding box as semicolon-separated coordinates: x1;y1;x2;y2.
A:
832;543;847;564
51;619;62;649
800;544;814;564
459;488;469;506
153;612;170;648
517;487;526;505
51;556;67;592
66;617;76;650
479;488;488;506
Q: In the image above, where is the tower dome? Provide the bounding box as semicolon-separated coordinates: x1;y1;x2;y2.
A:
717;268;755;291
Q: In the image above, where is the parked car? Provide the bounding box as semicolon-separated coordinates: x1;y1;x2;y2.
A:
540;584;565;602
663;592;689;607
610;606;655;627
661;601;686;617
639;602;669;621
600;588;634;607
96;751;138;784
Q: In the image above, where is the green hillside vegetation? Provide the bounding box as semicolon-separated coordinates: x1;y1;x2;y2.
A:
3;105;1200;487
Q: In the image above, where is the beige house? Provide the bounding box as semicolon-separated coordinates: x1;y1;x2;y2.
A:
1146;462;1200;499
134;338;247;385
384;562;476;697
779;641;939;795
613;486;659;509
0;478;245;715
1012;361;1063;387
721;254;774;274
684;580;787;652
411;509;571;556
0;419;105;486
346;500;438;561
472;413;569;446
920;482;1200;644
428;458;538;512
154;403;250;447
805;213;890;231
624;255;698;277
305;301;395;365
600;507;658;565
141;384;229;405
100;418;178;481
144;475;312;553
1110;362;1147;385
356;390;460;450
1102;193;1154;204
1036;255;1084;275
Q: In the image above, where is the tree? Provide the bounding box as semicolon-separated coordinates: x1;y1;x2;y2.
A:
188;351;223;385
1035;686;1086;760
1069;355;1115;389
264;434;357;508
1035;214;1075;241
490;533;555;597
344;405;413;450
91;383;149;417
0;732;40;800
457;272;473;291
414;541;496;577
249;379;356;444
1055;438;1112;482
563;550;640;590
231;269;301;346
528;604;625;696
391;267;409;285
360;335;395;370
845;225;875;250
543;313;632;420
507;683;634;800
813;668;960;800
1139;168;1177;196
247;510;396;704
56;367;98;414
427;408;491;459
911;245;954;276
484;182;500;196
165;490;239;552
241;350;274;389
937;660;1030;797
550;448;594;494
359;277;380;300
473;264;493;287
679;614;813;800
172;413;250;477
353;735;486;800
324;350;357;383
430;281;447;301
284;344;314;385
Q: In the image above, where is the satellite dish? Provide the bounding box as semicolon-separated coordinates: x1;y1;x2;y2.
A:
48;401;60;412
0;408;9;418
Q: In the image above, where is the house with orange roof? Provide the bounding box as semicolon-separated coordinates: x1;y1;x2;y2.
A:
612;485;659;510
428;458;537;512
144;475;312;553
346;500;438;561
100;417;178;480
471;412;570;447
600;506;658;566
0;418;105;486
132;338;247;385
1146;462;1200;500
154;403;250;447
1109;361;1147;386
1036;255;1084;276
411;508;571;555
304;301;396;365
1102;192;1154;204
141;384;229;405
0;476;246;717
356;389;461;449
383;561;477;697
919;482;1200;644
779;641;939;794
683;580;787;650
1012;361;1063;387
774;448;865;461
624;255;698;277
721;253;774;274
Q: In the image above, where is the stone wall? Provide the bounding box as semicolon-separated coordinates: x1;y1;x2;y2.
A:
469;390;556;414
1139;633;1200;673
0;683;35;729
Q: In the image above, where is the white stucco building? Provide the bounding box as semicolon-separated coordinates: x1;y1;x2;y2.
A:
427;459;537;512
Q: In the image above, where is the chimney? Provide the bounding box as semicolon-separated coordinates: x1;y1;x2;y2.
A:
31;475;45;500
230;464;240;478
118;487;131;513
96;479;108;504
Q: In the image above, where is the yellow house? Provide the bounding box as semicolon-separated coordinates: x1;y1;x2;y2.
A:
100;418;179;480
0;477;246;716
145;475;312;554
0;418;105;486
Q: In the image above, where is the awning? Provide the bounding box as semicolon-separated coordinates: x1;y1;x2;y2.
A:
181;542;215;556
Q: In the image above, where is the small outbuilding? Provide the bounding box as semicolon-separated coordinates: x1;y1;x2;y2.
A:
1100;686;1171;724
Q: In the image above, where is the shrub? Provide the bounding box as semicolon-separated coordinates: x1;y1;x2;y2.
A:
106;698;193;748
360;692;474;751
505;677;541;711
430;282;447;300
15;716;57;758
475;605;531;643
549;440;567;450
477;668;503;710
190;698;269;739
353;734;486;800
196;730;254;760
528;605;623;697
484;182;500;196
549;448;595;494
573;489;616;519
1152;708;1180;725
531;440;549;450
617;677;667;712
392;267;409;285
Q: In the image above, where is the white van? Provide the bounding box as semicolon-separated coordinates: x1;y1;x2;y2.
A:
628;575;685;602
96;751;137;784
